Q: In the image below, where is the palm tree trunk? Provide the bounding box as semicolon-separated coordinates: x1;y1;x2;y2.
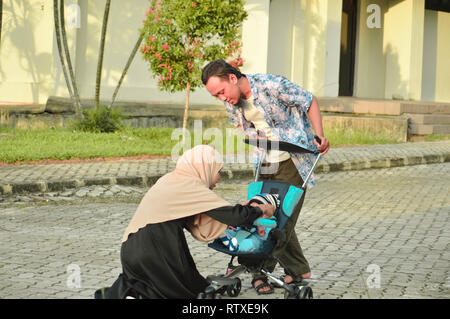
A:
109;33;144;109
0;0;3;48
59;0;82;119
53;0;76;114
95;0;111;110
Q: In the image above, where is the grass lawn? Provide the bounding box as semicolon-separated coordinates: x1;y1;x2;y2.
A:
0;125;432;164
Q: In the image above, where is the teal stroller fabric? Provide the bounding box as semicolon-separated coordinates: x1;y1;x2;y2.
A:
208;180;305;256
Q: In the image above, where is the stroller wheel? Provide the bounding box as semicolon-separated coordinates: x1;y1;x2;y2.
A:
197;291;221;299
283;285;313;299
226;278;241;297
197;292;206;299
297;286;313;299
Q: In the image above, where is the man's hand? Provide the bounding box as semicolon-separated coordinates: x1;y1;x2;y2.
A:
314;135;330;156
308;96;330;156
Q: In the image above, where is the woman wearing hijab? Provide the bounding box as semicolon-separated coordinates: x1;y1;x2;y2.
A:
95;145;274;299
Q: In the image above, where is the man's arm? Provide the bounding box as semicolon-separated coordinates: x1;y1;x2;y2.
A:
307;96;330;155
267;75;330;154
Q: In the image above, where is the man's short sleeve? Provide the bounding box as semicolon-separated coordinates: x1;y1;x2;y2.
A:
274;76;313;112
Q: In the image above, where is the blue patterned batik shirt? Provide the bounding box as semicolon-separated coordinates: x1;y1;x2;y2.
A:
223;73;319;188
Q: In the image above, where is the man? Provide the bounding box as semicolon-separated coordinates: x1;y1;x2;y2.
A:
202;60;330;295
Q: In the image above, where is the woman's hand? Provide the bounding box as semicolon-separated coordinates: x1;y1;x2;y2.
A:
250;202;275;218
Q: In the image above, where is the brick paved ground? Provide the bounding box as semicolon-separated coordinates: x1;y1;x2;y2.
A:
0;163;448;299
1;140;449;195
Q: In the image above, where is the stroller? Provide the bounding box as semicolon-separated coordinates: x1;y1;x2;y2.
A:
199;137;322;299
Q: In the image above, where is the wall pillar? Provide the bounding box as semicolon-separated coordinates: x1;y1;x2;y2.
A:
241;0;270;74
383;0;425;101
290;0;342;97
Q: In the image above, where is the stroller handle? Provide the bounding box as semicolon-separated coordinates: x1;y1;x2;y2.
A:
245;136;322;188
244;137;321;155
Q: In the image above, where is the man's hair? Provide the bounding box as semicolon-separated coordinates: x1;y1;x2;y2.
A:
201;59;244;85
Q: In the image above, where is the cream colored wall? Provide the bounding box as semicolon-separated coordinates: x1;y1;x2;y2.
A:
354;0;388;99
240;0;270;75
73;0;214;105
0;0;54;104
323;0;342;97
422;9;450;103
0;0;225;106
422;9;438;101
1;0;449;105
267;0;294;78
75;0;271;106
73;0;161;103
434;11;450;102
288;0;342;97
383;0;425;101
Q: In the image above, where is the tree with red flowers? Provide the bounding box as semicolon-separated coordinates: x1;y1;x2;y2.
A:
141;0;247;133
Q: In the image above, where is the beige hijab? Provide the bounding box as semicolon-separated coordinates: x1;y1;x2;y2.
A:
122;145;230;243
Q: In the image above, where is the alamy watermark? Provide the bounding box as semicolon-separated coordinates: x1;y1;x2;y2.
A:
63;3;381;30
367;4;381;29
66;263;82;289
170;120;281;175
366;264;381;289
66;3;81;29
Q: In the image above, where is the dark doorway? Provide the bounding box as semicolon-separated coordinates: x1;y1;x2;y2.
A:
339;0;358;96
425;0;450;13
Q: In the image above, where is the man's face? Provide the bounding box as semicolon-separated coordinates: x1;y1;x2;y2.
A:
205;74;241;105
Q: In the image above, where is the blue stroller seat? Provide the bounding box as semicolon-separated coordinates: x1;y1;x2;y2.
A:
201;137;322;299
208;180;304;256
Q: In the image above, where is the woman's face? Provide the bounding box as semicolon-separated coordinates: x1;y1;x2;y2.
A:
209;169;221;190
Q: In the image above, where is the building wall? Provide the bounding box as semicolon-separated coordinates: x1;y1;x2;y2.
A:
434;10;450;102
1;0;449;106
354;0;388;99
353;0;450;103
383;0;425;101
240;0;270;75
269;0;342;97
266;0;294;78
422;9;438;101
0;0;55;104
73;0;218;105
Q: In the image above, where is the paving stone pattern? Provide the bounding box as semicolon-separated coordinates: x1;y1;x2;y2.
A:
1;141;449;195
0;163;448;299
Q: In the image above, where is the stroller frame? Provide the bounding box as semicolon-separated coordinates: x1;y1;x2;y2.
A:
199;138;322;299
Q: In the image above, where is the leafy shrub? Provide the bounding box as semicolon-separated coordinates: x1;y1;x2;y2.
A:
73;106;124;133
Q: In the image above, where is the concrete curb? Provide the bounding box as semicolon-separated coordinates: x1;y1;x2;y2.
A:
1;152;449;195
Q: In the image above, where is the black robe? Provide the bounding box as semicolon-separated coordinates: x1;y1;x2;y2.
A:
95;204;261;299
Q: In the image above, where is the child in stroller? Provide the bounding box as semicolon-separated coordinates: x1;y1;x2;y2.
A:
199;138;322;299
219;193;280;253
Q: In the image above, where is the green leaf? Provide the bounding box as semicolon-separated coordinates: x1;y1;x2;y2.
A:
140;0;248;93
